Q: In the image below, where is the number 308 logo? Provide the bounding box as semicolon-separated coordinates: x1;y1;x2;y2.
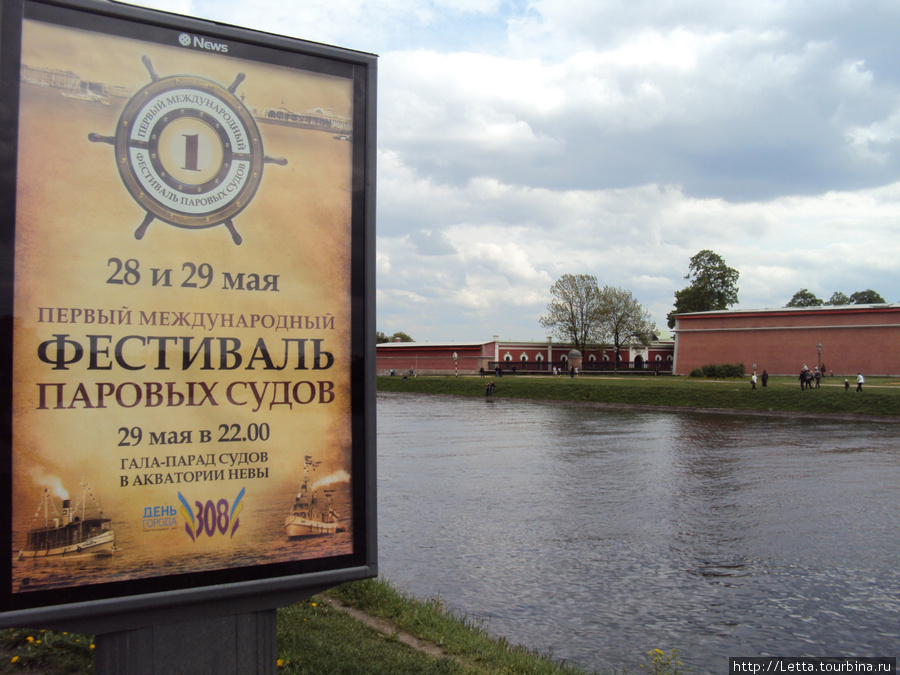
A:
90;56;286;245
178;487;245;540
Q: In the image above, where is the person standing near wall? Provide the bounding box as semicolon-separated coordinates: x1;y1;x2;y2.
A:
856;372;865;392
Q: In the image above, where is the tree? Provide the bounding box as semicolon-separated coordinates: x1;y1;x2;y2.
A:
849;289;886;304
377;331;414;343
539;274;605;355
667;250;740;328
822;290;885;305
389;331;414;342
785;288;823;307
596;286;656;371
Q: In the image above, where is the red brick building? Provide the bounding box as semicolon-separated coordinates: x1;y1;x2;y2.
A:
376;336;675;376
672;304;900;376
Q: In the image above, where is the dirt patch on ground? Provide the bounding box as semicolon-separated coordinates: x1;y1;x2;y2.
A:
322;596;463;664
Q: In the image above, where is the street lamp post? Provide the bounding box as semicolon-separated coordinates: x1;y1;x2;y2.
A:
453;352;458;378
817;342;822;372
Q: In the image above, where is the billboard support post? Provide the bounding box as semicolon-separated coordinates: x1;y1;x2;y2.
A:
94;608;278;675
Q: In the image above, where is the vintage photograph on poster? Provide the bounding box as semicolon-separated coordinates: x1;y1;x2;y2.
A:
2;0;373;611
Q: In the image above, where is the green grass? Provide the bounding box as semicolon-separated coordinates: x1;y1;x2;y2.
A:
0;579;597;674
377;374;900;418
276;594;464;674
0;628;94;674
325;578;592;674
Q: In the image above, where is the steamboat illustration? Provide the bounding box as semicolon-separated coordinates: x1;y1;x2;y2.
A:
284;457;345;538
18;482;117;559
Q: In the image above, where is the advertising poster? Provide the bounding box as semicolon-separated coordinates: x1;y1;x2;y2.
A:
2;1;373;612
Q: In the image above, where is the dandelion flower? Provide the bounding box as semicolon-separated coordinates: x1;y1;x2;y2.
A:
26;636;34;643
11;656;18;663
311;602;317;607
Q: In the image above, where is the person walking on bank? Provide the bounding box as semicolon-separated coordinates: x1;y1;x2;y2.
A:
761;370;768;387
751;373;757;389
856;372;865;392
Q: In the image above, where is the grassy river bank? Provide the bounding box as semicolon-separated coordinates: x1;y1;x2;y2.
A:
4;374;895;674
376;372;900;419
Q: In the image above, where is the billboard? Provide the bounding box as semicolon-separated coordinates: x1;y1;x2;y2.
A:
0;0;376;621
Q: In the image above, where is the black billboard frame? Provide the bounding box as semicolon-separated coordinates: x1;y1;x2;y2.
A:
0;0;377;630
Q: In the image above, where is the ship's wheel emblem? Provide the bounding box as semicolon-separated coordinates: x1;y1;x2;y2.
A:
90;56;286;245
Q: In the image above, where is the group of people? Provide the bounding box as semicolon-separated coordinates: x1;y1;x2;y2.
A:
787;365;865;391
798;365;822;390
550;366;578;377
750;365;866;392
750;369;769;389
845;373;865;392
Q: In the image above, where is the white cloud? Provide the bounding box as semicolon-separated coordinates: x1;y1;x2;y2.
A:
377;171;900;338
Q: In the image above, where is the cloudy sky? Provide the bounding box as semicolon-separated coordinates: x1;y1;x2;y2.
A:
133;0;900;342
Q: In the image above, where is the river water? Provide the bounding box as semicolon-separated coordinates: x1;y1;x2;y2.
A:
377;392;899;673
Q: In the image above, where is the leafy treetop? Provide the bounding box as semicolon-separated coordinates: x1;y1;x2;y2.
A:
539;273;604;356
667;250;740;328
785;288;823;307
783;289;888;307
377;331;414;343
849;289;886;304
596;286;656;370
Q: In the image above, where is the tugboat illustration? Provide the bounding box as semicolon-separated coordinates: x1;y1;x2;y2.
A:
284;457;345;538
18;482;116;558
